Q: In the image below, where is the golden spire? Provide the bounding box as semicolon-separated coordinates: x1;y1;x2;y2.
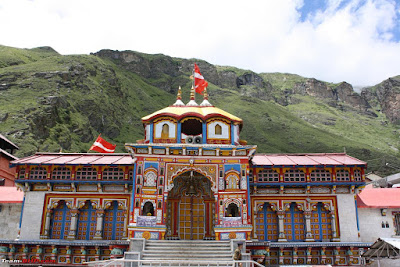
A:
173;86;185;106
177;86;182;100
190;85;195;100
203;88;208;100
187;85;198;106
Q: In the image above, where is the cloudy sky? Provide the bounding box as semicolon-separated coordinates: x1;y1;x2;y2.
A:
0;0;399;86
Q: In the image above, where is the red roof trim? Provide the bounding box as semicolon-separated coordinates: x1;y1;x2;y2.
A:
143;112;242;124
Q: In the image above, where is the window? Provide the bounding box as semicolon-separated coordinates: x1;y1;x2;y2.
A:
161;123;169;139
310;169;331;182
354;170;362;181
143;202;154;216
18;168;26;179
249;170;253;183
258;169;279;182
215;124;222;135
76;167;97;180
30;167;47;180
144;171;157;187
128;169;134;180
310;203;332;241
76;201;96;240
256;203;278;242
284;203;305;241
52;167;71;180
103;201;125;240
336;169;350;181
226;203;240;217
50;201;71;239
226;173;239;189
103;167;124;180
284;170;305;182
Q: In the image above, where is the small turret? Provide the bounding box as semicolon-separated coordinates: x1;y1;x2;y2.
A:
200;88;212;107
186;85;198;106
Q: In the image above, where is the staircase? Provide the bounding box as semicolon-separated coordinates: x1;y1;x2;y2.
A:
140;240;234;266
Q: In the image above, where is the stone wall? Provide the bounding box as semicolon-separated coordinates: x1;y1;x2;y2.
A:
0;203;21;240
19;191;46;240
337;194;359;242
358;208;399;242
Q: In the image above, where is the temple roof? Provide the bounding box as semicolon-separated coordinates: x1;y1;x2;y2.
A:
252;153;367;166
11;152;134;166
141;105;243;123
0;133;19;150
357;186;400;208
0;186;24;203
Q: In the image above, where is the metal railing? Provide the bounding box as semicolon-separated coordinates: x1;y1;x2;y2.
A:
86;259;265;267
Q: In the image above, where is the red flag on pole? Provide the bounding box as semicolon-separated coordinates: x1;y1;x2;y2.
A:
89;135;116;153
194;63;208;94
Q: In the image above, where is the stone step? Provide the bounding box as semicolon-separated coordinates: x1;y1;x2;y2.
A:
143;251;232;256
144;248;231;252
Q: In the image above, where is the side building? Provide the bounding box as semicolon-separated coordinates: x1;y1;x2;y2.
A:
0;87;370;266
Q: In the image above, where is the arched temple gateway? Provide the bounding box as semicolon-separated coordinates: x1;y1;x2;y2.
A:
2;85;369;265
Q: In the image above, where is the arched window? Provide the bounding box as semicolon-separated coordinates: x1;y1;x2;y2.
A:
215;124;222;135
76;201;96;240
76;167;97;180
226;203;240;217
103;167;124;180
284;203;305;241
144;170;157;187
30;167;47;180
161;123;170;139
354;169;362;181
226;173;239;189
258;169;279;182
128;169;134;181
336;169;350;181
52;167;71;180
310;169;331;182
143;202;154;216
255;203;278;242
50;201;71;239
103;201;125;240
284;170;305;182
311;203;332;241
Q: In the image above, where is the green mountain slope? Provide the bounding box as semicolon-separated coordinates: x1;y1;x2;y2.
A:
0;45;399;175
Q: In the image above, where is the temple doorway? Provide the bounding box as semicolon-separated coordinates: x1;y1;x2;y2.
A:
166;171;215;240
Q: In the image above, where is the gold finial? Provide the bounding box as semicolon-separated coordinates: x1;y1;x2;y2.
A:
177;86;182;100
203;88;208;100
190;85;195;100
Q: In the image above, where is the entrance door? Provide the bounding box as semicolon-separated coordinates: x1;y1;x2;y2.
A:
179;195;205;240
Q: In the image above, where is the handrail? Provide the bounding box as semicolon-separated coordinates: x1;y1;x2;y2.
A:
86;259;264;267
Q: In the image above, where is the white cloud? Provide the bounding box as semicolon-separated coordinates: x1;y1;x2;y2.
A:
0;0;398;86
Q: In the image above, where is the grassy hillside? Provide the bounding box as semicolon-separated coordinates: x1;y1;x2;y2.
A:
0;45;399;175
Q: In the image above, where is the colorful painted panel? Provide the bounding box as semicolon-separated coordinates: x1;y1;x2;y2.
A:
50;201;71;239
255;203;278;241
103;201;125;240
284;203;305;241
311;202;332;241
76;201;96;240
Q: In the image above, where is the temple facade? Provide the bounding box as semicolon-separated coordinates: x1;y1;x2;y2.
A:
0;86;370;266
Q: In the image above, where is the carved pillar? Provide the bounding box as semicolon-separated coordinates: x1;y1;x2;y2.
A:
8;245;15;260
51;245;57;261
93;209;105;240
304;210;314;241
331;211;340;241
277;210;287;242
67;209;79;240
22;244;28;260
253;205;258;239
80;246;87;263
123;209;129;239
36;245;43;260
334;246;340;265
292;247;298;264
66;246;72;264
306;247;312;265
42;209;52;238
95;246;101;261
347;247;354;265
278;247;284;265
320;247;326;264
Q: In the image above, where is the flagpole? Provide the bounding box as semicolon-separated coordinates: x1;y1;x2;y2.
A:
192;63;195;102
